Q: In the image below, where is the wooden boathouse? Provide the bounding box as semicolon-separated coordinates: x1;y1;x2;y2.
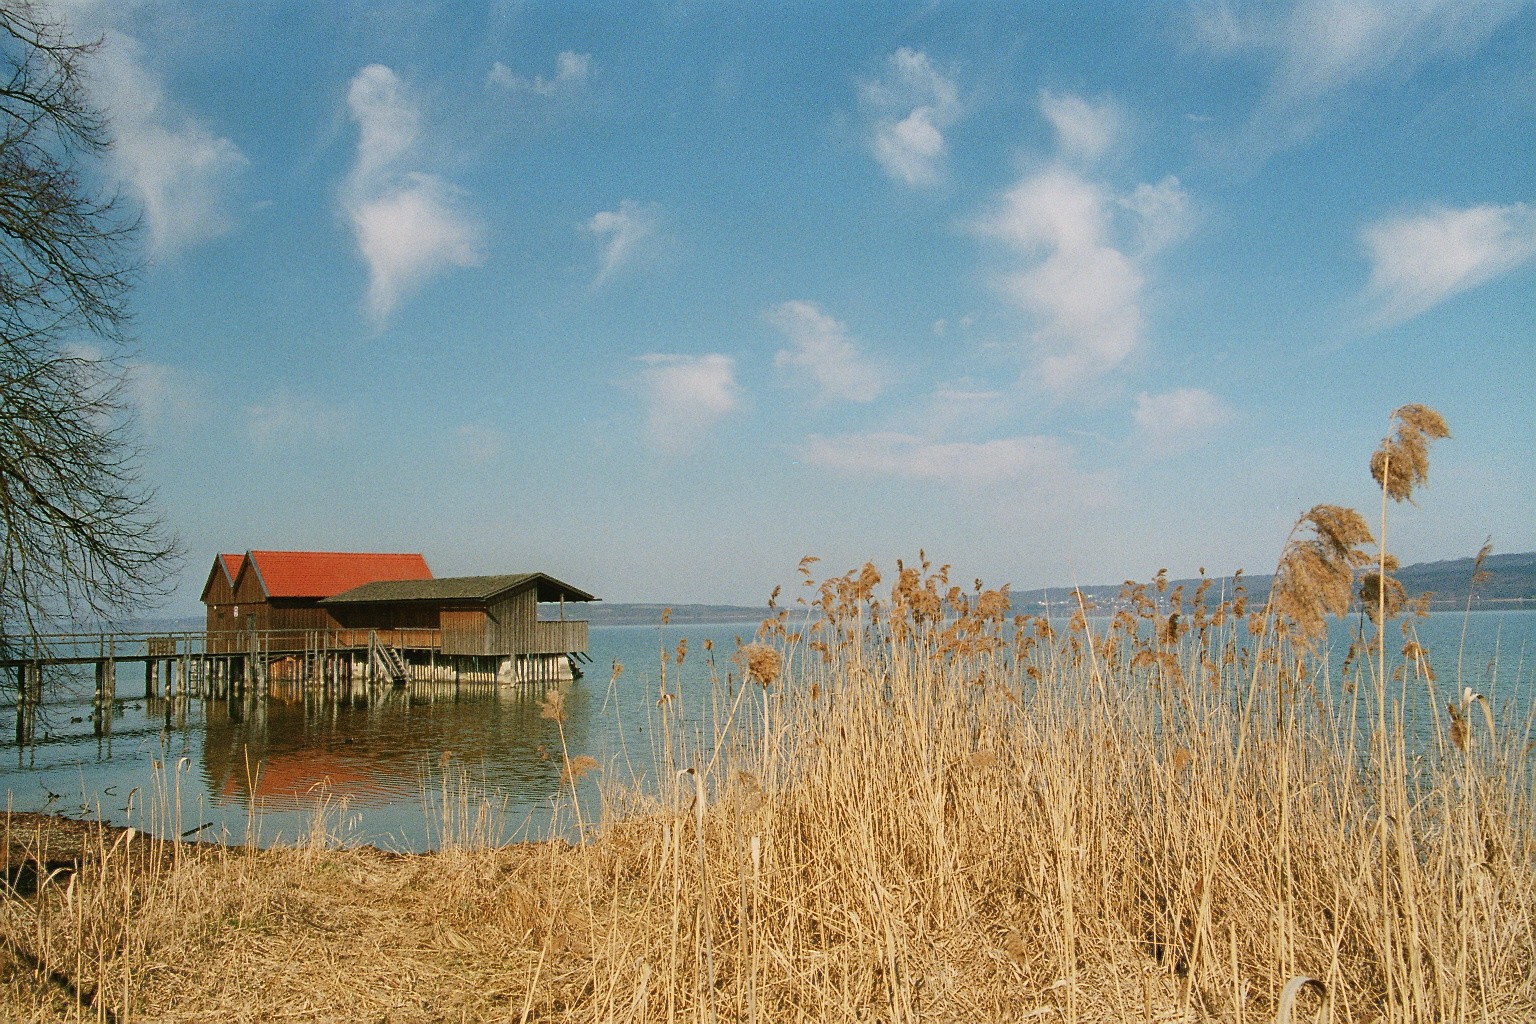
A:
2;552;597;744
203;550;434;639
321;574;595;673
200;551;597;684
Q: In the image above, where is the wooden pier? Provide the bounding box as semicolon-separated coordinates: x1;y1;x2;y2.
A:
1;627;589;745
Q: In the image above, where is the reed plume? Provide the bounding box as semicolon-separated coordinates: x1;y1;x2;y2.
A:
735;643;782;687
1370;403;1450;503
1269;504;1374;643
1357;552;1406;625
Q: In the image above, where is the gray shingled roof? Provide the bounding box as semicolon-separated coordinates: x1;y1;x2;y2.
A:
321;573;597;605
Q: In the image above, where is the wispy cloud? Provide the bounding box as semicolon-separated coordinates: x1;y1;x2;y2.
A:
343;65;483;324
1360;203;1536;328
859;48;961;189
1197;0;1527;151
487;52;592;97
1272;0;1521;104
453;422;507;464
246;391;356;450
798;431;1111;507
909;386;1014;439
1121;177;1196;256
768;301;886;404
1133;388;1235;456
586;200;661;287
90;30;247;256
126;360;211;433
977;94;1192;396
635;354;740;454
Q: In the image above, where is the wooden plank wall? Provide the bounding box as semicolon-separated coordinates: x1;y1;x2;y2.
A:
230;571;268;631
487;587;537;654
440;609;489;656
204;567;236;634
266;602;344;631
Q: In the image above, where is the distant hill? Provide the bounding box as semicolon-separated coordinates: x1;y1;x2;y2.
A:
1396;552;1536;608
107;552;1536;634
1009;552;1536;613
573;603;773;627
576;553;1536;626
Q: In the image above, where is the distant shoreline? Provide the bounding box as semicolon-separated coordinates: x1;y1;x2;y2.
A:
126;551;1535;632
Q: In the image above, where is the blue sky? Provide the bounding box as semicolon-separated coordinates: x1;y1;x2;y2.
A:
53;0;1536;610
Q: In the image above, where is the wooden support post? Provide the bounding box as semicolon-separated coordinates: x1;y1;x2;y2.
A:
94;659;116;737
14;663;34;745
145;658;159;699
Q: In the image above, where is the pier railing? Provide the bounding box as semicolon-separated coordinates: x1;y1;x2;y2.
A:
2;624;593;670
1;628;445;665
202;628;443;656
3;624;590;744
531;619;588;655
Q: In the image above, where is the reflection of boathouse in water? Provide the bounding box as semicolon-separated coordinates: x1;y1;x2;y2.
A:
200;551;597;684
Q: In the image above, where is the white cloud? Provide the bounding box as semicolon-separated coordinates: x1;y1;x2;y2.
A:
860;48;961;189
246;391;355;449
635;354;740;454
349;64;417;180
798;431;1112;506
586;200;661;287
976;95;1193;396
1360;203;1536;328
487;52;592;96
90;30;246;256
1039;91;1122;166
980;168;1141;393
1133;388;1235;456
768;301;886;404
343;64;483;324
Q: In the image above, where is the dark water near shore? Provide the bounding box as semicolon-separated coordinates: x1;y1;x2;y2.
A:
1;612;1532;851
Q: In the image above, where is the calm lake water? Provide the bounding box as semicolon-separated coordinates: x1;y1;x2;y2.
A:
2;611;1532;851
0;622;763;851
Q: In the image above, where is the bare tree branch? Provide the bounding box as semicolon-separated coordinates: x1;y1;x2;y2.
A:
0;2;179;646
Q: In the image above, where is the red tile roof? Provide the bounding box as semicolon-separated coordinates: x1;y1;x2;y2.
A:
242;551;432;599
219;554;242;580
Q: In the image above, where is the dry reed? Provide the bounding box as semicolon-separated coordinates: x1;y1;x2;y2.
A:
1;405;1532;1022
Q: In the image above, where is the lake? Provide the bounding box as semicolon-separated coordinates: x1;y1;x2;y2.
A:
2;610;1531;851
0;621;765;851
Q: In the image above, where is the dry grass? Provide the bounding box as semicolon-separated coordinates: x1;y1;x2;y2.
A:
3;574;1529;1024
2;407;1533;1022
